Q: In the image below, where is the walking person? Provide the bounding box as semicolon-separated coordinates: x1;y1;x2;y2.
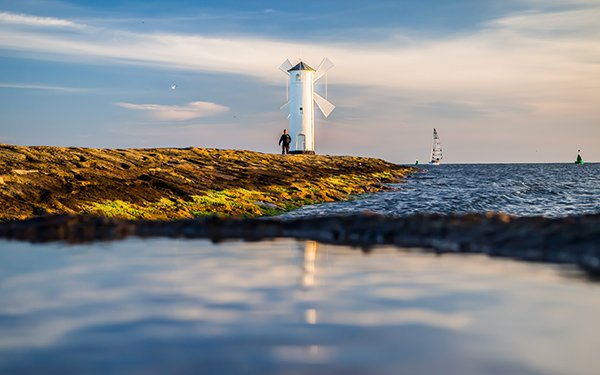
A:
279;129;291;154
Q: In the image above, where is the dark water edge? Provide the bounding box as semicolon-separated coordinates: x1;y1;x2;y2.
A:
1;213;599;276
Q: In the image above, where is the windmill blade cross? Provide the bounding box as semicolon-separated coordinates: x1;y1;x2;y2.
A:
313;93;335;118
279;59;293;74
279;101;291;118
314;58;334;81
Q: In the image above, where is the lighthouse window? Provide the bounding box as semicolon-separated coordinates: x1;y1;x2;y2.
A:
295;73;301;81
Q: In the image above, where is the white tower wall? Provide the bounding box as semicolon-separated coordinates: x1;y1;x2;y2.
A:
280;58;334;154
289;70;315;153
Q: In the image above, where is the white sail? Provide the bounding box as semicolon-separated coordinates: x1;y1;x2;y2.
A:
429;128;442;165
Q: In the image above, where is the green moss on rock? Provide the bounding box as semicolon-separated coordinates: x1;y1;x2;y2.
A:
0;145;415;220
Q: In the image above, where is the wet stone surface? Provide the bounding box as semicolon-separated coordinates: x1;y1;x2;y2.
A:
1;213;598;275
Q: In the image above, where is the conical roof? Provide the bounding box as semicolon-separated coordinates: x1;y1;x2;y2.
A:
288;61;315;72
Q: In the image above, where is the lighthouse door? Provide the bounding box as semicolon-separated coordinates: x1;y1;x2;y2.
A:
297;134;306;151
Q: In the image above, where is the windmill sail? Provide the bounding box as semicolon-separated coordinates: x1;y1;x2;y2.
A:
314;92;335;117
314;58;334;81
429;128;442;165
279;59;293;74
279;102;291;118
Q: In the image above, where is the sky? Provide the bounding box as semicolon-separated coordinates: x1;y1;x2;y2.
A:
0;0;599;164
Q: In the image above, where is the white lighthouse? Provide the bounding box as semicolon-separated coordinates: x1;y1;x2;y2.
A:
279;58;335;154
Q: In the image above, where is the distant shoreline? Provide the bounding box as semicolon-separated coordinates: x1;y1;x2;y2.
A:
414;162;598;165
0;144;415;221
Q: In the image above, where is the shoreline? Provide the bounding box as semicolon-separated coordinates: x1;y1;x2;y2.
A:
2;144;598;275
0;144;415;221
1;212;598;275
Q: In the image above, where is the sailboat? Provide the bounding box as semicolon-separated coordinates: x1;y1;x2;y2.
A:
429;128;442;165
575;150;584;165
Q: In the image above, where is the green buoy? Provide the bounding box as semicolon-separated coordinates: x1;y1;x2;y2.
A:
575;150;584;165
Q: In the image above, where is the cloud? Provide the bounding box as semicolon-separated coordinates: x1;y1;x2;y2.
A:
0;83;89;92
0;7;598;103
0;11;84;28
487;7;600;35
115;101;229;121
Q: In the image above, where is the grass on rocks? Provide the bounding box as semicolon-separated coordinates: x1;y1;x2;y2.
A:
0;145;415;220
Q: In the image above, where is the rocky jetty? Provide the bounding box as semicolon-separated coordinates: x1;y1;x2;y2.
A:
0;145;414;220
1;213;598;275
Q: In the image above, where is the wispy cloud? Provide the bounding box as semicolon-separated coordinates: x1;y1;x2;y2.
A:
0;83;89;92
115;101;229;121
488;7;600;35
0;11;84;28
0;7;598;105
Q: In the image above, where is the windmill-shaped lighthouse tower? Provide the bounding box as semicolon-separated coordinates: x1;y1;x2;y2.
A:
279;58;335;154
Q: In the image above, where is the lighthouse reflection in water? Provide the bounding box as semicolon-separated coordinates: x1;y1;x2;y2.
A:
302;241;320;358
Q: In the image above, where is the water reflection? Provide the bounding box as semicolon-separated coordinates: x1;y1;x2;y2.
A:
299;241;323;361
301;241;319;330
301;240;318;289
1;239;599;374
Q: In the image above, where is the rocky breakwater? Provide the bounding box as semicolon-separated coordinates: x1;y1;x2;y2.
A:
0;145;414;220
1;213;599;275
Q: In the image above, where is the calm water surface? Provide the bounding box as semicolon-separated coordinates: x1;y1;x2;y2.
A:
1;238;599;374
283;163;600;218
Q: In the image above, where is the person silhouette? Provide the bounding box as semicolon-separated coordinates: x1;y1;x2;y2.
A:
278;129;291;154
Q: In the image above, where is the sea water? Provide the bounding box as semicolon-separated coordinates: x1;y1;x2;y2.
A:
1;163;599;374
282;163;600;218
1;238;599;374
